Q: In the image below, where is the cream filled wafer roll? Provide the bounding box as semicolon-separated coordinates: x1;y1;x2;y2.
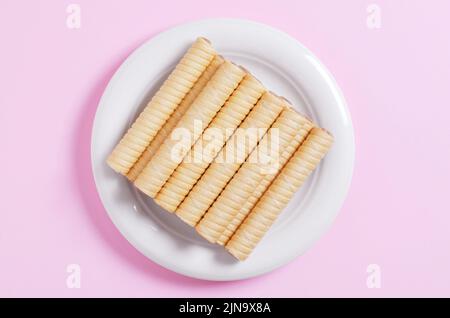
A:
134;61;246;198
226;128;333;260
154;74;265;212
175;92;284;226
107;38;216;175
217;111;313;245
196;108;307;243
126;55;225;181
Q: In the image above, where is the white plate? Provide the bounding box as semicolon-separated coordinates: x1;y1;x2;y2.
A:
91;18;355;281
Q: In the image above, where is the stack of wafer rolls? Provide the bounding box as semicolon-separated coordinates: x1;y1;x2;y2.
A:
107;38;334;261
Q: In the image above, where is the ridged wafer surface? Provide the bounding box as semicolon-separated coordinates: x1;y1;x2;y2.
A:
134;61;246;198
196;108;310;243
126;55;225;181
107;38;216;175
175;92;284;226
155;74;265;212
217;111;313;245
226;128;333;260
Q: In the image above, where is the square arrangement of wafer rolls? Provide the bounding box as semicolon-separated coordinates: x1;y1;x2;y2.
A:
107;37;334;261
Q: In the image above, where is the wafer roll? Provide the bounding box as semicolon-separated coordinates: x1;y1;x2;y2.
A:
155;74;265;212
134;61;246;198
126;55;225;181
217;111;313;245
107;38;216;175
196;108;308;243
226;128;333;260
175;92;284;226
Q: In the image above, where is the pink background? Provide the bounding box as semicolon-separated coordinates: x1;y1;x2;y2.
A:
1;0;450;297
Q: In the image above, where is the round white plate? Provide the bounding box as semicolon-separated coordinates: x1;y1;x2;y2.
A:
91;18;355;281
